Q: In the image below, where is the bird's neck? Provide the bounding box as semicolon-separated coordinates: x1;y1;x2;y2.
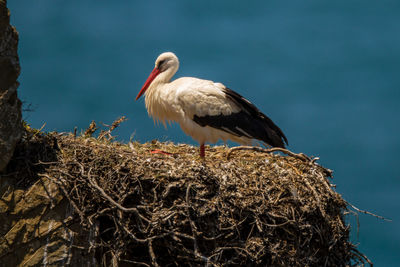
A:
144;67;179;123
147;66;177;93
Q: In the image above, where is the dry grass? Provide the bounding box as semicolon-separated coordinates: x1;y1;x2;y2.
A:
3;119;371;266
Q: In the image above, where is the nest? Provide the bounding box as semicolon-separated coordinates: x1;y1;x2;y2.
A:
4;119;371;266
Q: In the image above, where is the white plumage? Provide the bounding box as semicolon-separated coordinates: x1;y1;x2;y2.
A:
135;52;287;158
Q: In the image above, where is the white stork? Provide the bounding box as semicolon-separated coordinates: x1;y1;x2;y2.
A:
135;52;288;158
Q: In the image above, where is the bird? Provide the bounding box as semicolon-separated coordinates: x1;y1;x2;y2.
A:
135;52;288;158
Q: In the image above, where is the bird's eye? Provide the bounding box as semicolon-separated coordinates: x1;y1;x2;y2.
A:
158;60;166;69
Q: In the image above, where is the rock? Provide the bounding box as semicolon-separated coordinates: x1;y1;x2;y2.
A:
0;0;23;172
0;174;95;266
0;132;96;267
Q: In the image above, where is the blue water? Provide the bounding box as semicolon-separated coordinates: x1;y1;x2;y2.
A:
9;1;400;265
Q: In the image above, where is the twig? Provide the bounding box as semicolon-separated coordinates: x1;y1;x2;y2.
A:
109;116;127;132
351;247;374;267
185;185;200;253
346;201;391;222
28;122;47;140
148;240;159;267
40;173;86;224
118;222;148;244
87;168;152;224
303;176;326;218
185;184;208;263
98;116;127;140
227;146;312;162
84;121;97;137
119;259;150;267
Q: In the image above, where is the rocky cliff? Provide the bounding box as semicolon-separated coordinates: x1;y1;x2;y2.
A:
0;0;22;172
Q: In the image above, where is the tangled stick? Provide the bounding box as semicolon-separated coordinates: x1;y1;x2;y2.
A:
227;146;312;161
185;184;209;264
98;116;127;140
227;146;333;176
40;173;87;225
345;200;391;222
86;168;152;225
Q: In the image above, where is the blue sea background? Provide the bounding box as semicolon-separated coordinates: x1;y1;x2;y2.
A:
8;1;399;265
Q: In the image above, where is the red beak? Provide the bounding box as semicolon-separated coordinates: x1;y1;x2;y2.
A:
135;67;161;100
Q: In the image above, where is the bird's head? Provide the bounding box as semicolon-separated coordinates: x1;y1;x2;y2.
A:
135;52;179;100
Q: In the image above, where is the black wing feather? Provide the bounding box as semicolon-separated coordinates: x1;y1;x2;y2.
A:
193;87;288;148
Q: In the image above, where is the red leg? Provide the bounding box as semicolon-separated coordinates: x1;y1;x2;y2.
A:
200;143;205;158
